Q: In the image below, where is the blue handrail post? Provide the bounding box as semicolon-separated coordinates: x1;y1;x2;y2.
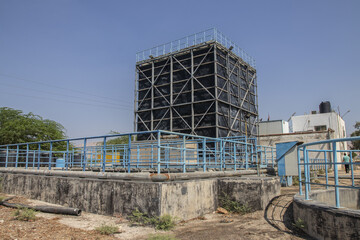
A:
136;145;140;169
32;150;35;169
49;142;53;170
245;143;249;170
182;135;186;173
233;143;237;171
304;147;310;200
66;140;69;171
202;138;206;172
37;143;41;170
15;145;19;168
332;142;340;208
102;137;107;172
350;152;355;187
25;144;29;169
83;138;87;171
5;146;9;168
220;140;223;171
157;131;161;174
324;151;329;189
297;147;303;195
128;134;132;173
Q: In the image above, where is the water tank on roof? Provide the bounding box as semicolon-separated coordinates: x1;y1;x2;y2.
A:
319;101;331;113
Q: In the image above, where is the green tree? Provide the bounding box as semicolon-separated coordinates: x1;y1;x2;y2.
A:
101;131;129;145
0;107;67;150
350;122;360;150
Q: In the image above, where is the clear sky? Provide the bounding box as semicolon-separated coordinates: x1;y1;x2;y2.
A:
0;0;359;138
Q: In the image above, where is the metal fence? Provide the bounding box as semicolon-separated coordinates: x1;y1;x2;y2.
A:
136;28;256;68
0;130;275;173
297;136;360;208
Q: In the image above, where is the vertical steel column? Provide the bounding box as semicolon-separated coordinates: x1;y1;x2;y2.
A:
83;139;87;171
134;67;138;132
170;56;173;132
102;137;107;172
151;62;154;134
203;138;206;172
128;135;132;173
332;142;340;208
5;146;8;168
297;147;303;195
49;142;53;170
191;49;195;135
324;151;329;189
214;45;219;138
25;144;29;169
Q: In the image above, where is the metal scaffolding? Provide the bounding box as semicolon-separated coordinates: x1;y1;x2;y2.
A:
135;29;258;140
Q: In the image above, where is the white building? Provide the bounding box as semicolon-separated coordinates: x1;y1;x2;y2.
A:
290;111;346;139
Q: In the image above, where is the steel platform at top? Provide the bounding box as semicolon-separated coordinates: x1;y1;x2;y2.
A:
136;28;256;68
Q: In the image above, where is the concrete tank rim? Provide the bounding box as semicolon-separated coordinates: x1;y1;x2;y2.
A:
294;191;360;217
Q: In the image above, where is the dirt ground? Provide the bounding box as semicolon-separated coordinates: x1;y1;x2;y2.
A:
0;184;313;240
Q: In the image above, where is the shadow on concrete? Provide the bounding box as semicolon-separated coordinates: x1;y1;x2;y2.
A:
264;194;314;240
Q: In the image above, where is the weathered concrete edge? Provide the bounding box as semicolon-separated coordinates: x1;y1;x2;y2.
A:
0;168;266;181
293;193;360;240
294;194;360;217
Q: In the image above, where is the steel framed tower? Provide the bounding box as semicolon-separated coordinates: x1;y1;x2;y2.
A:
134;29;258;140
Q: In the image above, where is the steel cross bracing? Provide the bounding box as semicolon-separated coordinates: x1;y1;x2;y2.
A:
135;41;258;139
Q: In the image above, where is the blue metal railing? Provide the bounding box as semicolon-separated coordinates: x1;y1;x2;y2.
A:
136;28;256;68
0;130;275;173
297;137;360;208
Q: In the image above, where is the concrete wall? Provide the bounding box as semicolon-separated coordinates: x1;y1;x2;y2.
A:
293;192;360;240
0;170;280;220
218;177;280;210
259;120;289;135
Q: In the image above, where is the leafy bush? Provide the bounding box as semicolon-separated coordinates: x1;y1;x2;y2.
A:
155;214;176;230
95;223;119;235
219;192;252;214
293;218;306;230
13;207;36;221
129;208;176;231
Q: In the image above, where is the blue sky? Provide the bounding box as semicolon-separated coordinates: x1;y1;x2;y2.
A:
0;0;359;138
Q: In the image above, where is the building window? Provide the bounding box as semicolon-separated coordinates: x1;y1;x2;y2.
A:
314;125;327;131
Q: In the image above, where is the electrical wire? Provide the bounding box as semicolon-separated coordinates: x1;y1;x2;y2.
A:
0;72;134;105
1;82;132;109
0;90;133;111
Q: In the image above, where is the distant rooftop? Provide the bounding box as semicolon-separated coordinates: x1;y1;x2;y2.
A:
136;28;256;68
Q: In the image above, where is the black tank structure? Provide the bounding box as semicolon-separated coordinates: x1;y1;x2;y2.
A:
134;29;258;140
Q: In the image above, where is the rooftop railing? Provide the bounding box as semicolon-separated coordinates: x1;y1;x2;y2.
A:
136;28;256;68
